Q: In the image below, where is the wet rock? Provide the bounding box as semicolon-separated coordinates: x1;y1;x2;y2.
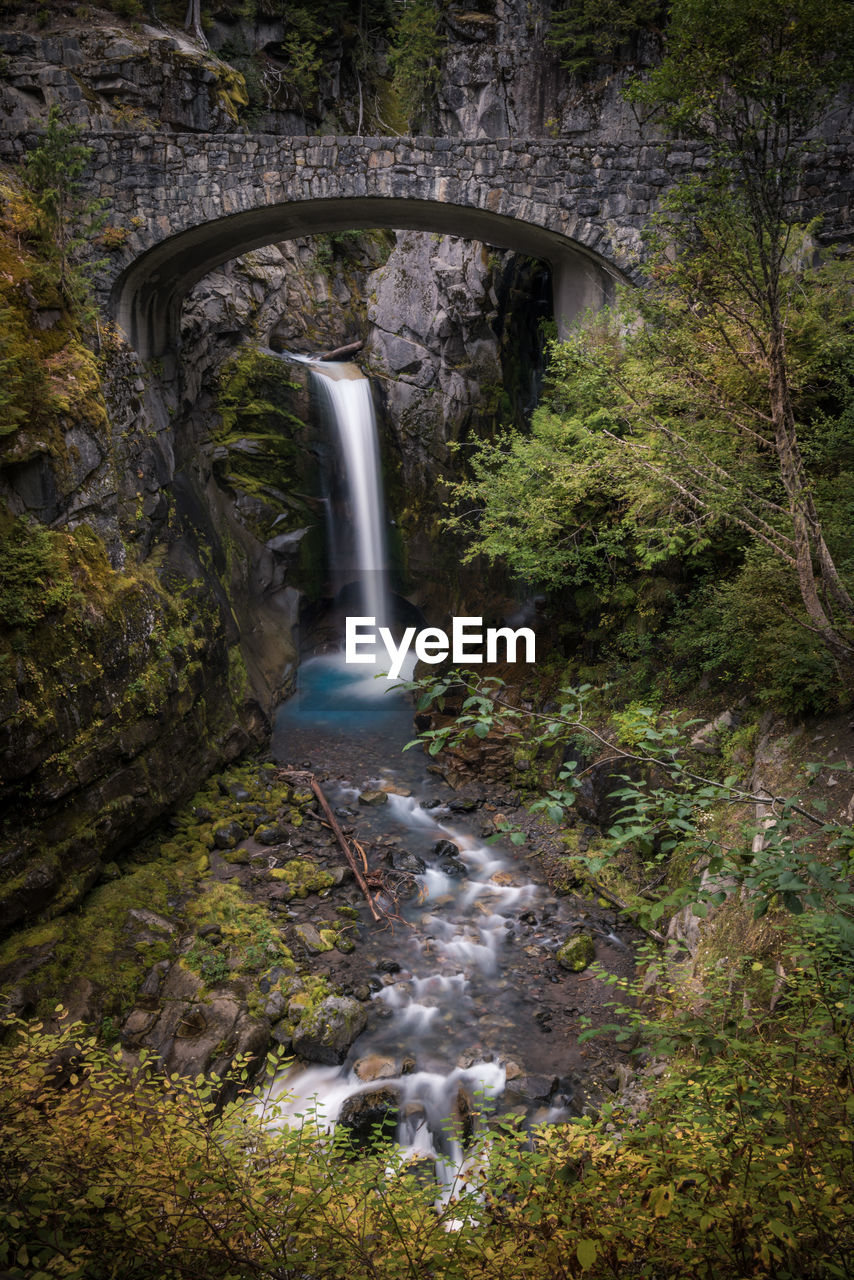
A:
432;839;459;858
292;995;368;1065
440;855;468;878
392;850;427;874
213;821;248;850
256;824;287;845
448;797;479;812
354;1053;398;1082
358;789;388;806
556;933;596;972
516;1074;559;1103
377;959;401;974
338;1086;400;1145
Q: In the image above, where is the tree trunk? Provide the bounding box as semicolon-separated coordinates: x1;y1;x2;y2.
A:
184;0;208;47
768;325;854;659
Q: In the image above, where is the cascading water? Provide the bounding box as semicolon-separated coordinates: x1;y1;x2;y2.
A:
268;349;635;1194
311;361;391;632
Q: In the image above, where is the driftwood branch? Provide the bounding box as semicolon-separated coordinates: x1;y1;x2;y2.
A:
278;769;381;921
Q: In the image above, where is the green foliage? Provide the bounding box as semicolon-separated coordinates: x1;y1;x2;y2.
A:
310;228;367;271
389;0;446;128
446;238;854;707
0;304;49;434
21;106;107;319
449;0;854;702
401;669;854;937
547;0;667;75
628;0;854;142
3;933;854;1280
183;880;293;987
0;517;76;630
665;546;841;715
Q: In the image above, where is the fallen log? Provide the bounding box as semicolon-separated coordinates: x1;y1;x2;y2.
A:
278;769;381;921
317;339;364;362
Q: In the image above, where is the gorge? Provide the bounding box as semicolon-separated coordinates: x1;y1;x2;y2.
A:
1;1;854;1276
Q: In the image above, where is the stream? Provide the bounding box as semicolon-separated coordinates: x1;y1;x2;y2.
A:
258;358;638;1183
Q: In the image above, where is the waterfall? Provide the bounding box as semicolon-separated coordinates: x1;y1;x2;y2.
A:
310;362;391;631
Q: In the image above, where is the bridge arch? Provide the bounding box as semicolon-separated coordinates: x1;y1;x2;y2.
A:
112;195;627;359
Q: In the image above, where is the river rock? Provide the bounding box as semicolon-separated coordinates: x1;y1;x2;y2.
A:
256;823;287;845
440;855;468;878
432;840;458;858
392;850;427;874
338;1086;400;1145
213;821;248;850
292;995;368;1065
294;923;335;954
358;789;388;806
556;933;596;972
354;1053;398;1082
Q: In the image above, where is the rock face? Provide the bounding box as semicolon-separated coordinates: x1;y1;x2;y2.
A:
365;233;504;497
0;24;249;134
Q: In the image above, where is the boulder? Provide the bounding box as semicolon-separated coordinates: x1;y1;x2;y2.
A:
338;1086;400;1145
213;821;248;850
292;996;368;1065
556;933;596;972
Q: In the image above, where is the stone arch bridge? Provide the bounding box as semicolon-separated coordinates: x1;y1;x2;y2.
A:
7;130;852;356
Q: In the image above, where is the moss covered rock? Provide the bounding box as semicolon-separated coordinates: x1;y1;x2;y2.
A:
292;995;368;1065
556;933;596;972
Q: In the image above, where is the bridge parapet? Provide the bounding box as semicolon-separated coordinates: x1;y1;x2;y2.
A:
1;130;850;355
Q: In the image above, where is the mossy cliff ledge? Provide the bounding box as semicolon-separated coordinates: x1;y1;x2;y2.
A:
0;181;279;939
